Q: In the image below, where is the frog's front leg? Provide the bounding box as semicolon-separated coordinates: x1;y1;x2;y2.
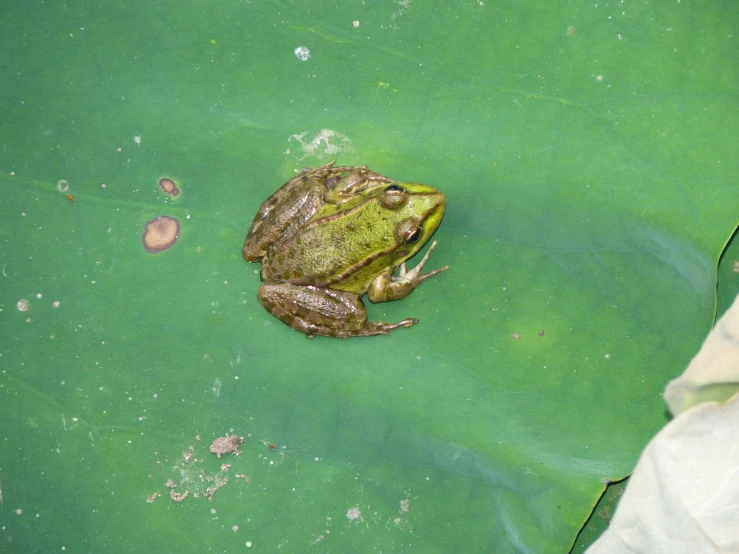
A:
368;241;449;303
257;283;417;338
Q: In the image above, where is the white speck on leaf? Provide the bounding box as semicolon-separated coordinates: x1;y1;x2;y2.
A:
288;129;353;160
294;46;310;61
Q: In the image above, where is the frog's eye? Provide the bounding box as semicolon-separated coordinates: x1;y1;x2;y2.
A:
403;227;423;245
394;219;423;246
380;184;408;209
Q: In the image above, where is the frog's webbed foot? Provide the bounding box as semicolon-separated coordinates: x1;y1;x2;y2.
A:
368;241;449;303
395;240;449;287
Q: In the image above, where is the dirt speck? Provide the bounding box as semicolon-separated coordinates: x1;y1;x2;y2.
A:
158;177;180;197
210;435;244;457
203;482;225;500
170;489;189;503
346;506;361;521
142;216;180;253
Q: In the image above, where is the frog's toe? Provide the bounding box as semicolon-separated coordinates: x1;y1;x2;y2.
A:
364;318;418;334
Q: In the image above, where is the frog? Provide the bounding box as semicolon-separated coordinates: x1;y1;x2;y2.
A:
243;163;448;338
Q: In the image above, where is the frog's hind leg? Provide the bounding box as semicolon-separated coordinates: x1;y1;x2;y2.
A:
257;283;416;338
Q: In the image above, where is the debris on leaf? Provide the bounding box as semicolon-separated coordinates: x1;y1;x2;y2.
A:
210;435;244;457
203;483;224;500
170;489;189;503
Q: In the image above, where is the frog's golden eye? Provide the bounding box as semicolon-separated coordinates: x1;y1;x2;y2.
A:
403;227;423;245
380;184;408;209
394;219;423;245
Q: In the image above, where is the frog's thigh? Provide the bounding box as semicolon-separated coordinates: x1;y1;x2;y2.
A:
257;283;367;334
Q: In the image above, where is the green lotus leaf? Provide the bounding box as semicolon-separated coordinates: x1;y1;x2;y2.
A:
1;1;737;552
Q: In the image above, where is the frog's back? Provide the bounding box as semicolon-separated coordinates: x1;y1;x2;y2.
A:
261;199;405;294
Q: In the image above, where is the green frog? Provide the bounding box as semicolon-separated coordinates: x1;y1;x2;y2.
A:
243;162;448;338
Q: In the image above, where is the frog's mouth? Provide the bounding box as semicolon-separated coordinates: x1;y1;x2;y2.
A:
417;190;446;243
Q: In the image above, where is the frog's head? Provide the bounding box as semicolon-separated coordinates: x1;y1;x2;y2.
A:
293;181;446;293
376;182;446;264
